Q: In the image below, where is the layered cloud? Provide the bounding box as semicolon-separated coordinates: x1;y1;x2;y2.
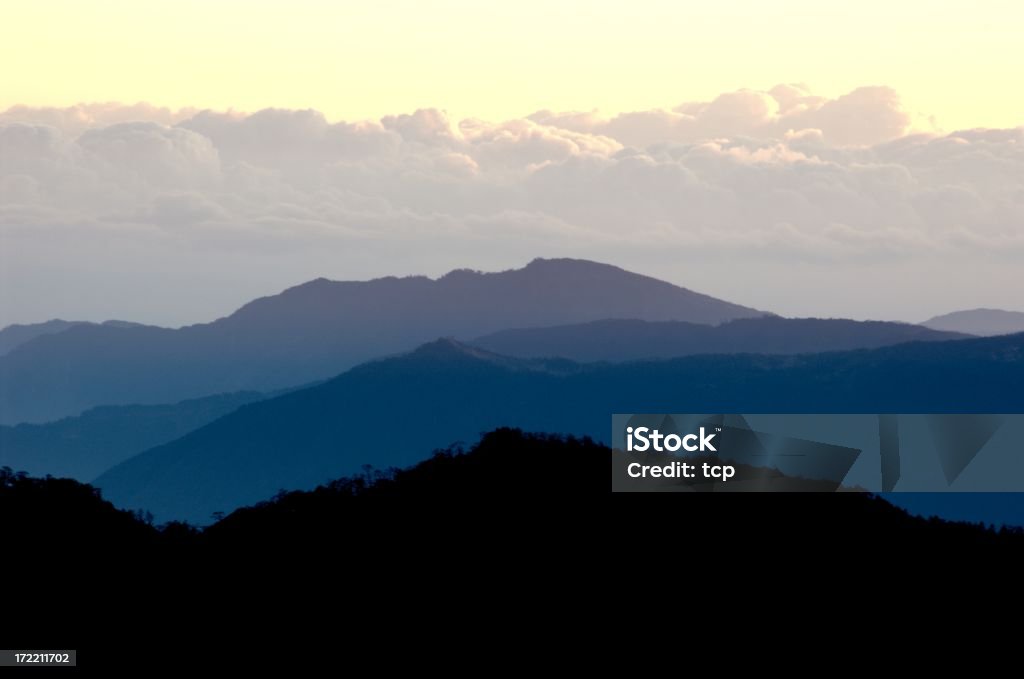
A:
1;86;1022;326
530;84;920;148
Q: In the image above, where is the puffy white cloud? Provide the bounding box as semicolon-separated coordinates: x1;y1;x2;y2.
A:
786;86;911;146
179;109;401;170
382;108;460;146
459;118;621;171
78;123;222;190
1;86;1022;326
0;103;196;138
532;84;916;148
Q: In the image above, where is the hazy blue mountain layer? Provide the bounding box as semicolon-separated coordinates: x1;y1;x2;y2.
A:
97;332;1024;523
473;316;966;361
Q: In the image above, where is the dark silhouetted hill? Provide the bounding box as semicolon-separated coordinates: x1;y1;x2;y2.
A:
8;427;1024;641
9;426;1024;666
0;391;264;481
923;309;1024;337
473;317;967;361
13;430;1022;553
96;332;1024;524
198;429;1024;552
0;466;159;549
0;259;764;424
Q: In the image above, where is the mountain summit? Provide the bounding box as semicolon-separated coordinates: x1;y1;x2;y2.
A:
225;257;764;334
0;258;763;423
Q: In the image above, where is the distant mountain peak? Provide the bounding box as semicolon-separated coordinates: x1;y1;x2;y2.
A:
926;307;1017;318
101;320;148;329
922;309;1024;337
437;268;484;280
524;256;603;268
411;336;478;356
410;337;529;366
404;337;581;376
520;256;648;277
290;258;691;286
0;319;89;356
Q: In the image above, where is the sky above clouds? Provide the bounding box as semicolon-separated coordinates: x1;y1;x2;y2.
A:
1;2;1022;327
3;1;1023;130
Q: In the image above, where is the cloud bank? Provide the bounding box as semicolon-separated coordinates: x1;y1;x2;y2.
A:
1;86;1022;326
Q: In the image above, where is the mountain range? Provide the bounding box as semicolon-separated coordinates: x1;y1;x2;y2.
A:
4;256;1022;527
0;258;765;424
923;309;1024;337
96;332;1024;524
0;315;979;490
472;317;965;361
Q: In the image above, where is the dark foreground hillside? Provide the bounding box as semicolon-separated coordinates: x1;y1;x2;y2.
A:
6;427;1023;657
6;428;1024;556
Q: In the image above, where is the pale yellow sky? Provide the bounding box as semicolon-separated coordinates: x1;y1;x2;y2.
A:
2;0;1022;130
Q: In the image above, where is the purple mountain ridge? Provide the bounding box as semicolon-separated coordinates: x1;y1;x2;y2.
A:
0;258;765;424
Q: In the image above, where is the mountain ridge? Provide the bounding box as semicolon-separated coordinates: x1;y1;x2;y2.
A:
0;258;764;424
472;317;967;362
0;319;148;355
0;391;266;482
95;331;1024;524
